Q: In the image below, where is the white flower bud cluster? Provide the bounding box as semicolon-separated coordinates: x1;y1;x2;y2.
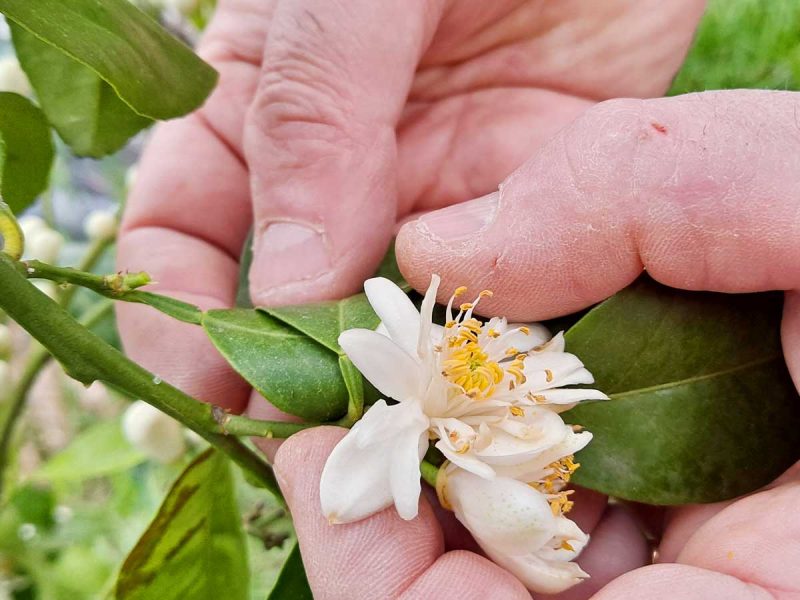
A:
0;55;31;96
122;400;186;464
83;210;118;242
19;215;63;264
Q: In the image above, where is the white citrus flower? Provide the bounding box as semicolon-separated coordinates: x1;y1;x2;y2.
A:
83;210;117;241
122;400;186;463
439;467;590;594
0;56;31;96
320;276;604;523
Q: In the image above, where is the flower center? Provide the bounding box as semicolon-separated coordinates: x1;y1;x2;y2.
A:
442;341;504;397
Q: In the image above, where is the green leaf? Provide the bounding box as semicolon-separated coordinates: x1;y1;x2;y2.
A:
267;543;312;600
235;229;254;309
10;483;55;530
0;0;217;121
31;419;145;483
0;92;53;213
116;449;249;600
10;23;152;157
565;277;800;504
263;294;379;355
202;308;348;421
129;291;203;325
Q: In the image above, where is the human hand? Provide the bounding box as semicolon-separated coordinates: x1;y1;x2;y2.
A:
274;431;800;600
116;0;704;416
388;89;800;597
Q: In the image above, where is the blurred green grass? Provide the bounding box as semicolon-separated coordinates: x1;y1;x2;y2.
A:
670;0;800;94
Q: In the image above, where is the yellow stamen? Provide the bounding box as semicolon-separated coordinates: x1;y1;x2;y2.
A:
519;326;530;335
459;302;473;311
545;369;554;383
479;290;493;298
509;406;524;417
454;286;468;297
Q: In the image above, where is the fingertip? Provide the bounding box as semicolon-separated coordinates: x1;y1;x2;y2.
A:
272;426;346;496
400;551;530;600
273;426;444;599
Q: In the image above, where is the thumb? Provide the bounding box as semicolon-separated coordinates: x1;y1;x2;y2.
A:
245;0;444;306
396;90;800;320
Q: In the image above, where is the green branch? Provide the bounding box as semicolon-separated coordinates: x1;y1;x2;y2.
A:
420;461;440;488
24;259;202;324
0;299;113;498
57;234;115;308
212;408;314;438
0;253;284;504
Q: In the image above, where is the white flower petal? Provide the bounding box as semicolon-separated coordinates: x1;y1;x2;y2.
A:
417;274;440;360
320;400;428;523
339;329;421;401
476;416;570;466
488;550;589;595
537;388;609;404
364;278;421;356
486;322;551;357
390;403;430;520
445;470;556;555
435;440;497;479
494;430;593;481
522;352;594;391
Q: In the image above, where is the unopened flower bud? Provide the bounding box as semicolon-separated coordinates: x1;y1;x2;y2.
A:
18;215;47;238
0;56;31;96
26;228;63;263
0;324;10;357
122;400;186;463
83;210;117;241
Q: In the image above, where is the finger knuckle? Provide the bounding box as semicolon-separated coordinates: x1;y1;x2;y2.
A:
249;40;362;166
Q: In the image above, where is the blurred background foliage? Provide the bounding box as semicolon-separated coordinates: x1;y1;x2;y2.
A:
0;0;797;598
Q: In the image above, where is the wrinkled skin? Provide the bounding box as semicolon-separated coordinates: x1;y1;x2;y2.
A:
117;1;800;597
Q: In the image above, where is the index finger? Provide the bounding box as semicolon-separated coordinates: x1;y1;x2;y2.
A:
117;0;272;411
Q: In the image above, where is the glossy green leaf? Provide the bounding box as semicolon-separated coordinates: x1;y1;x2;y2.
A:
565;277;800;504
263;294;379;356
128;291;202;325
10;24;151;157
116;449;249;600
0;0;217;120
0;92;53;213
267;543;312;600
203;308;348;421
236;228;254;308
31;419;145;484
